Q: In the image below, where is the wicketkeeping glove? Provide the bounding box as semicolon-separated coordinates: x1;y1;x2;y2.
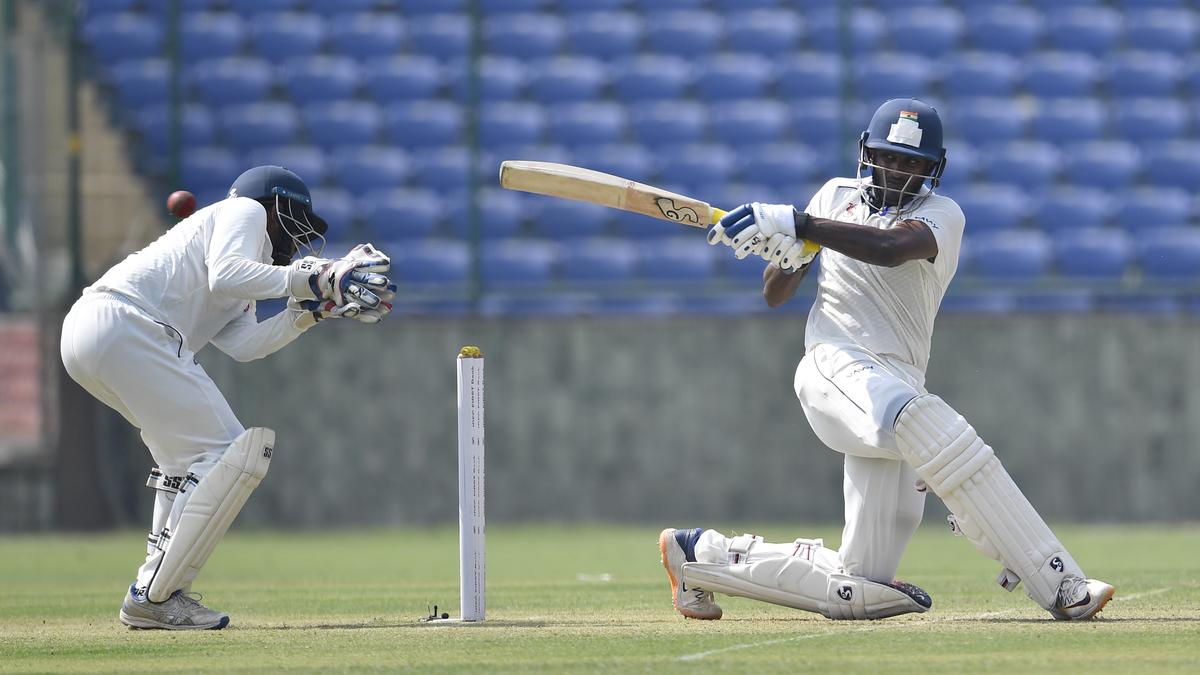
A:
288;256;393;309
287;296;393;327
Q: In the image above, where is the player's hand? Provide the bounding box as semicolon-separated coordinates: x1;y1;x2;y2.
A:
713;203;796;259
289;256;391;309
288;296;393;326
343;242;391;273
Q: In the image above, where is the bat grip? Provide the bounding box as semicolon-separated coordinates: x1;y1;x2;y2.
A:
710;207;727;225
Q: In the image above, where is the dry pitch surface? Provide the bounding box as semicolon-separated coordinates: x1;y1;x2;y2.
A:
2;524;1198;673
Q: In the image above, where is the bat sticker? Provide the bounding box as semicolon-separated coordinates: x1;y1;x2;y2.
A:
655;198;700;225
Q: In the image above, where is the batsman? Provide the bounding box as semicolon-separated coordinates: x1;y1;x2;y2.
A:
60;166;396;630
660;99;1115;622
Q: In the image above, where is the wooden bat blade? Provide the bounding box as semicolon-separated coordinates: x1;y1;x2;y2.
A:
499;160;723;228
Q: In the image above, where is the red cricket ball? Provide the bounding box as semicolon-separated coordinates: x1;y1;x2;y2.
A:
167;190;197;219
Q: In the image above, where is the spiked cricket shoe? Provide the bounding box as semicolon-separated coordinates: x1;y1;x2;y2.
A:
1050;576;1115;621
659;527;722;620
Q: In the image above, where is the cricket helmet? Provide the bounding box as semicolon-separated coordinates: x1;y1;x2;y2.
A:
857;98;947;212
229;165;328;259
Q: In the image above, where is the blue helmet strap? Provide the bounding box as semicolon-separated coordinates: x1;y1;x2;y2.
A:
272;188;325;259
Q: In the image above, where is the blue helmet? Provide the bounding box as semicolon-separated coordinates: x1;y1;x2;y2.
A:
857;98;947;212
229;165;328;259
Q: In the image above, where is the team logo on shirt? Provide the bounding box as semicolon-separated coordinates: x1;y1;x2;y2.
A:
913;215;939;229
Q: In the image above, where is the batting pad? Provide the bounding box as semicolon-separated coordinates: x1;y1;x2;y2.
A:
894;395;1082;609
147;427;274;602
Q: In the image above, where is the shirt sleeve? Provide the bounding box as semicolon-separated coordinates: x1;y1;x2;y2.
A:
209;302;311;362
909;196;966;284
206;198;294;300
802;179;844;220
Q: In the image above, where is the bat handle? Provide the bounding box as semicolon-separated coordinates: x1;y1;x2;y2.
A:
710;207;727;225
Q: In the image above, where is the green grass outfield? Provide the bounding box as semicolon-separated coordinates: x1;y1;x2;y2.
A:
2;524;1199;673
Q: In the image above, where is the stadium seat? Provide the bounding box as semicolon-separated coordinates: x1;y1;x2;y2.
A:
1107;52;1184;97
181;147;239;194
408;146;470;191
83;0;138;13
327;13;404;60
137;104;216;153
107;58;169;108
301;101;381;148
308;188;355;230
635;238;719;283
640;11;722;56
470;188;528;239
181;13;245;61
1141;141;1200;191
397;0;467;13
478;0;549;13
331;146;410;197
360;188;443;240
785;98;843;146
776;53;843;100
245;145;327;186
1052;228;1131;281
570;143;658;184
407;14;470;59
281;56;360;103
481;239;558;286
558;239;639;284
479;102;546;148
655;144;736;192
694;54;775;100
1045;7;1121;55
249;13;325;62
935;140;977;193
1114;187;1192;230
1030;97;1106;143
977;140;1060;191
723;10;802;55
446;56;528;102
526;57;609;103
1125;9;1197;53
390;239;470;286
545;102;628;146
227;0;303;13
854;54;937;101
484;13;566;59
84;13;164;62
943;52;1020;97
188;57;273;107
630;0;707;9
612;55;693;101
965;231;1052;281
953;185;1029;232
1032;186;1112;232
804;8;884;52
218;103;300;149
949;97;1029;145
882;6;964;57
566;12;642;59
1138;227;1200;280
629;101;707;147
534;200;613;239
709;100;789;145
362;56;444;103
1112;98;1189;142
383;100;463;147
563;0;631;10
1060;141;1141;191
1023;53;1102;97
964;7;1043;56
736;143;819;193
306;0;394;14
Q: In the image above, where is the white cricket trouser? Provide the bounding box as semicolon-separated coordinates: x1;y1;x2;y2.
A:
60;292;245;585
793;343;928;583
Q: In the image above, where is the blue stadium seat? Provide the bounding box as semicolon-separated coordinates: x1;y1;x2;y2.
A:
281;56;360;102
1138;227;1200;280
723;10;802;55
1125;9;1197;53
656;144;736;192
1114;187;1191;230
481;239;558;286
1060;141;1141;191
964;7;1043;56
630;0;707;8
484;13;566;59
227;0;304;13
635;238;719;283
965;231;1052;281
331;146;410;197
245;145;327;186
1045;7;1121;55
776;53;842;100
935;140;977;193
383;100;463;147
84;13;163;62
1112;98;1189;142
181;147;239;194
612;55;693;101
710;101;789;145
785;98;843;145
363;56;444;103
534;200;613;239
407;14;470;59
218;103;300;149
558;239;638;284
306;0;395;14
327;13;404;60
629;101;707;147
181;13;245;61
854;54;937;101
478;0;548;13
188;57;273;107
390;239;470;286
83;0;138;13
108;58;169;108
712;0;782;9
948;97;1029;145
641;11;722;56
472;188;528;239
1142;141;1200;191
804;8;884;52
566;12;642;59
479;102;546;148
396;0;467;13
545;102;628;146
248;13;325;62
301;101;381;148
736;143;818;193
1023;53;1101;97
882;6;964;56
570;143;658;184
943;52;1020;97
308;188;355;230
360;188;443;240
954;185;1029;231
408;146;470;191
527;57;609;103
694;54;775;100
978;140;1061;191
447;56;528;102
1052;228;1131;281
138;104;216;153
1032;186;1112;232
1030;98;1106;143
562;0;630;12
1107;52;1184;97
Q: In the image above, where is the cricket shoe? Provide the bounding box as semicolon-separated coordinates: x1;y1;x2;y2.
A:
119;584;230;630
659;527;722;620
1049;576;1115;621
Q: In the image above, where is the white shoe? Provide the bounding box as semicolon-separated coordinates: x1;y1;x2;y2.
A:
119;584;230;630
659;528;722;620
1050;576;1114;621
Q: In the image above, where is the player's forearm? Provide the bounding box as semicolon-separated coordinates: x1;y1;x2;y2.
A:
763;262;808;308
794;213;916;268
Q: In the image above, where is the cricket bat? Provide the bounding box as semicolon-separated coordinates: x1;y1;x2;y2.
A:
498;160;727;229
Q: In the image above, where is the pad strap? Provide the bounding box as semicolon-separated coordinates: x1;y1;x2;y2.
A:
727;534;762;563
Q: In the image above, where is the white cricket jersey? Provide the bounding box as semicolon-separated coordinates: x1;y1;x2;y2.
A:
86;197;303;360
803;177;965;374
